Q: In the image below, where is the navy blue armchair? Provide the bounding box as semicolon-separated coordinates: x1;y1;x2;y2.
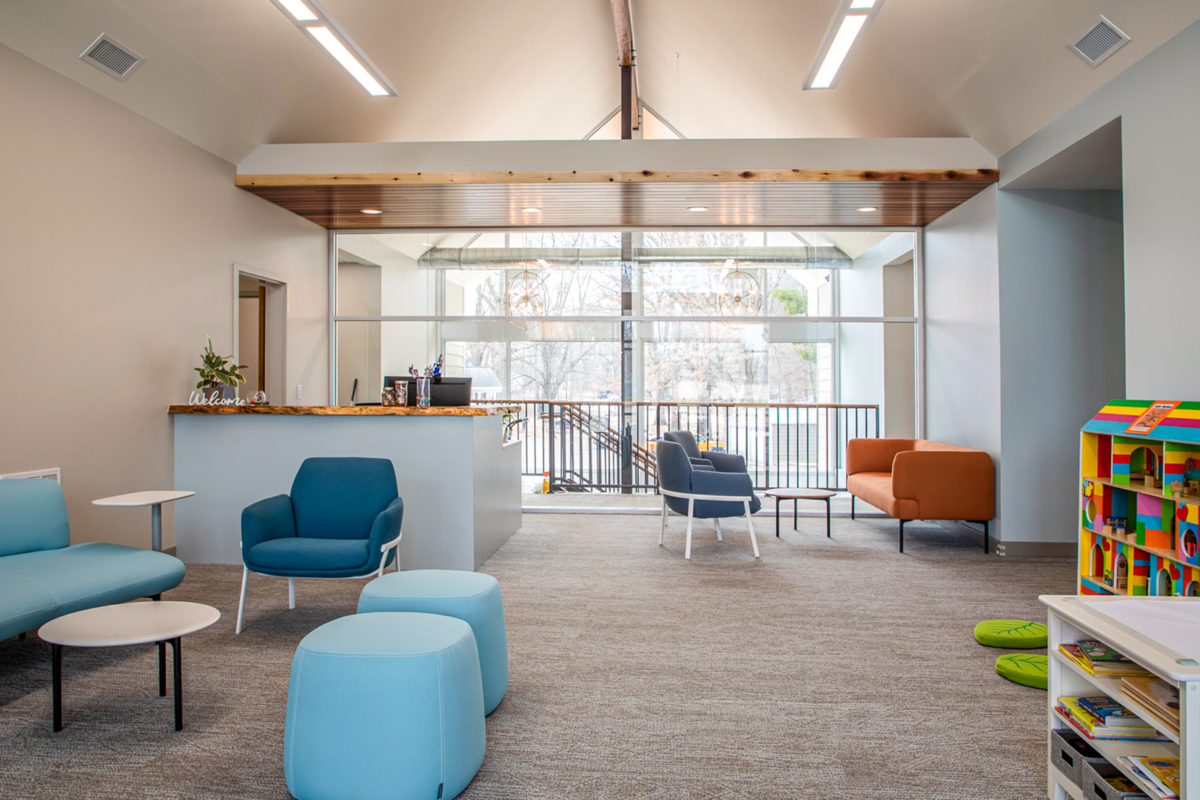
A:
236;457;403;634
656;440;761;560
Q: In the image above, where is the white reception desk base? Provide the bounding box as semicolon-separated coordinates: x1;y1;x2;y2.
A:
171;408;521;571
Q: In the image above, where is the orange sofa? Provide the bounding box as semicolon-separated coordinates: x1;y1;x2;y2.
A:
846;438;995;553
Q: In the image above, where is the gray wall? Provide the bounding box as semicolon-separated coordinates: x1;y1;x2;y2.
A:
1000;19;1200;399
997;190;1125;544
924;187;1002;541
0;44;328;551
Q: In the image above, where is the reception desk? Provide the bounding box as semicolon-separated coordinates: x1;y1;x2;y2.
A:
169;405;522;571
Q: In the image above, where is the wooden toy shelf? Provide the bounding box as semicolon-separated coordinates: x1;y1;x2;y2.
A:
1079;400;1200;597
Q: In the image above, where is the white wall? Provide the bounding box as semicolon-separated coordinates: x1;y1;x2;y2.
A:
0;44;327;550
237;296;260;396
924;187;1002;541
1000;19;1200;399
997;190;1125;544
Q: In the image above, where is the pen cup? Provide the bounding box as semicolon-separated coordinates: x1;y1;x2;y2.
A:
395;382;407;407
416;377;431;408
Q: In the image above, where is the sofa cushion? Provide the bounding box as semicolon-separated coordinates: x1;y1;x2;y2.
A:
0;479;70;557
0;543;185;615
248;537;371;574
846;472;919;520
0;574;61;640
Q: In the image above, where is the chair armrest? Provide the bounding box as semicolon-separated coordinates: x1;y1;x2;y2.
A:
241;495;295;559
846;438;915;475
690;469;755;500
367;497;405;569
891;450;995;519
689;458;716;471
700;451;747;473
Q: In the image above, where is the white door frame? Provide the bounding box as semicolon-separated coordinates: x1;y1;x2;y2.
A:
233;264;288;405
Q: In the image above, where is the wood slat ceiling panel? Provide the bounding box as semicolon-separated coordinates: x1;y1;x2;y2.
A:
237;171;997;229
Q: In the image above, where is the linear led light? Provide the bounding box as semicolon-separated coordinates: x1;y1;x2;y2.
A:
804;0;885;90
268;0;396;97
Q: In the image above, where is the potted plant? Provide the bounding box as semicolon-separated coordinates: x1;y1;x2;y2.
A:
194;336;246;401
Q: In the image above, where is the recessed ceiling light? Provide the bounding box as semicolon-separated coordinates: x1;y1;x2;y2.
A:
688;206;709;212
270;0;396;97
522;207;541;213
804;0;885;90
277;0;318;21
420;242;435;247
857;206;878;212
361;208;383;214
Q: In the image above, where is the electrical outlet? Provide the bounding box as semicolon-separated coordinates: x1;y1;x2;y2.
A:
296;384;303;401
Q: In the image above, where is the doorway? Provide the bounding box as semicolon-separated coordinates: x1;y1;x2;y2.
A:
234;266;287;404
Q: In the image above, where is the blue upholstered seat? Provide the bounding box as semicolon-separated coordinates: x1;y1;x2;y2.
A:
284;612;485;800
237;457;404;634
656;440;761;559
0;479;186;642
358;570;509;715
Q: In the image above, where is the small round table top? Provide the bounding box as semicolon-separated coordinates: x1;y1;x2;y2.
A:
764;487;837;500
40;601;220;648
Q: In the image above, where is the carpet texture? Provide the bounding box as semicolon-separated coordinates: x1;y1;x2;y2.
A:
0;515;1074;799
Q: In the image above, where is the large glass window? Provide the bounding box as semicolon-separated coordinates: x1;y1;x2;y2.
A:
331;229;917;431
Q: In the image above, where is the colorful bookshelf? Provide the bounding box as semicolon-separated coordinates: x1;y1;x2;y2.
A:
1080;400;1200;597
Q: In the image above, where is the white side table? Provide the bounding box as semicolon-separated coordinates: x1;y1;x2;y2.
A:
93;491;195;552
39;601;220;731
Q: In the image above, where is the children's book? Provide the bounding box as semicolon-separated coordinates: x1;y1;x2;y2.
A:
1140;758;1180;796
1078;695;1149;727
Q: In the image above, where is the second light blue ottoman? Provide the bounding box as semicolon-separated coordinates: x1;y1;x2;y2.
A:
284;613;485;800
358;570;510;715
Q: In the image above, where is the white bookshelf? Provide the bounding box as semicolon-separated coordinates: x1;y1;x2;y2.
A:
1041;595;1200;800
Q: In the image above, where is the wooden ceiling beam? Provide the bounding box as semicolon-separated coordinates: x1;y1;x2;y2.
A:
610;0;634;67
236;168;997;188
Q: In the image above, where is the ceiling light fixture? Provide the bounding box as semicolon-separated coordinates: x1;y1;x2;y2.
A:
857;206;878;212
688;206;709;212
804;0;885;90
277;0;318;21
361;208;382;214
522;207;541;213
420;242;436;247
269;0;396;97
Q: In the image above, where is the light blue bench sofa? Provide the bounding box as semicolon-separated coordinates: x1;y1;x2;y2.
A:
0;479;186;641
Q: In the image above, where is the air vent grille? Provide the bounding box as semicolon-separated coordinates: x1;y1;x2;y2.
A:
79;34;143;80
1070;16;1130;67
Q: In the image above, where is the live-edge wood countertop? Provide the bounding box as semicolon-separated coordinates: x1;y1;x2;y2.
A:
169;405;518;416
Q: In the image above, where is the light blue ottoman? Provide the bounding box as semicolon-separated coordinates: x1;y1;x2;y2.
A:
358;570;509;715
284;613;485;800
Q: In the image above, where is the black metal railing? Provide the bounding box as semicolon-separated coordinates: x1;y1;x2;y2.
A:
480;401;879;493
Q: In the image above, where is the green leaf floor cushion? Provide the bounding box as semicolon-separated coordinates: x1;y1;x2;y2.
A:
974;619;1048;649
996;653;1048;690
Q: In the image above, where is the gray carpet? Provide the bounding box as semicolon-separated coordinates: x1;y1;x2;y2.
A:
0;515;1074;799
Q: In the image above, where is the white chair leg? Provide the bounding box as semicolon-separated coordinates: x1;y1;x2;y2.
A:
236;566;248;635
660;497;668;545
288;577;296;610
715;518;723;541
745;501;760;558
685;498;695;560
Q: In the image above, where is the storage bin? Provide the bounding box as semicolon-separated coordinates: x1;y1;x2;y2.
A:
1051;728;1107;788
1082;760;1150;800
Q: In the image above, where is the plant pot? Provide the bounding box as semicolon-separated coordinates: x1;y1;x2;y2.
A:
201;386;224;402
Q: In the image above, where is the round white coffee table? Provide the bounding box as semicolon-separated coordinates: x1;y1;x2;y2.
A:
39;601;219;732
764;488;837;539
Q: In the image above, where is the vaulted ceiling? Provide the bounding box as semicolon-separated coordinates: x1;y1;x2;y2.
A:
1;0;1197;166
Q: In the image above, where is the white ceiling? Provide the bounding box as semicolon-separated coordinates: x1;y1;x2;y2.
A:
1;0;1197;165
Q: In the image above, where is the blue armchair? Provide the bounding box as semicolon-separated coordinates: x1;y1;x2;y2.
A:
662;430;747;474
236;458;403;634
656;440;761;560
